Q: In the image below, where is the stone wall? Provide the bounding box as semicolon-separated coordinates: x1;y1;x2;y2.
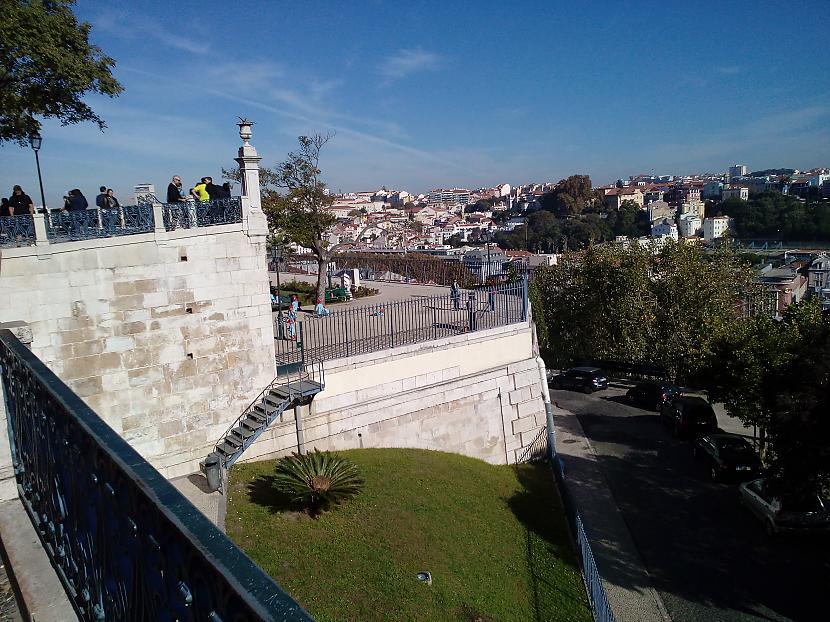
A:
0;224;275;480
240;322;548;466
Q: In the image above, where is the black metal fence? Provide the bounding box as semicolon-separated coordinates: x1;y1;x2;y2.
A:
161;198;243;231
0;215;35;248
275;281;529;364
0;329;314;621
46;205;154;243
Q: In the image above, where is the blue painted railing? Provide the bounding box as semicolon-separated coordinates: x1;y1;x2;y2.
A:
0;215;36;248
46;205;154;243
0;330;315;622
162;198;243;231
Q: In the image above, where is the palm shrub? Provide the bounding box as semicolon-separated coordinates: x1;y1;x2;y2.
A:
273;449;364;516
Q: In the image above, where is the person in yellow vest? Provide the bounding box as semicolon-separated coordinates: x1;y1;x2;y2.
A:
191;179;209;202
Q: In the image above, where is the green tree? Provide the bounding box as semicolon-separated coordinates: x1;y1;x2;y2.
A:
533;241;755;381
540;175;598;217
0;0;123;143
706;298;830;495
264;134;340;303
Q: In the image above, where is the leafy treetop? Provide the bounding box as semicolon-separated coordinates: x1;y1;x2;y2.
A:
0;0;123;144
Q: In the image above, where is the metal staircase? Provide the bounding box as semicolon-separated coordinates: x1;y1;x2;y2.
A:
211;361;324;470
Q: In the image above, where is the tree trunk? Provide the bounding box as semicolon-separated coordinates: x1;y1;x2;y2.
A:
314;259;329;304
316;256;329;306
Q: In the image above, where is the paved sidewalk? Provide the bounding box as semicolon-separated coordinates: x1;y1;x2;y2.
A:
170;473;226;532
554;405;670;622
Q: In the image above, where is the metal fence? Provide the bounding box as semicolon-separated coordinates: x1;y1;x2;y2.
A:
0;329;314;622
275;280;528;364
46;205;154;242
546;412;617;622
0;215;35;248
161;198;243;231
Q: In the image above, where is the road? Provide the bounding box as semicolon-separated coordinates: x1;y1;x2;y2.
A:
552;383;829;622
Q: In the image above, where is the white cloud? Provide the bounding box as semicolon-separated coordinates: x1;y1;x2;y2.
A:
94;10;211;55
714;65;742;76
379;48;441;79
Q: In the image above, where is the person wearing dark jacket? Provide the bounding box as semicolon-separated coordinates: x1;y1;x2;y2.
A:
1;198;11;217
68;189;89;211
95;186;108;208
204;177;224;201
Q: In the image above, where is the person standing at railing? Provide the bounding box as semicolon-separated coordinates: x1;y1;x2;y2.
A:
95;186;108;209
105;189;120;208
8;185;34;215
450;279;461;310
1;198;11;217
67;189;88;211
167;176;189;229
286;294;300;340
192;179;209;202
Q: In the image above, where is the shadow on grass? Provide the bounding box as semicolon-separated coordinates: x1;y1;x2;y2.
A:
507;465;587;622
246;474;306;514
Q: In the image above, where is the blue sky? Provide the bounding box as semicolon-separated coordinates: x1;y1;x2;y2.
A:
1;0;828;207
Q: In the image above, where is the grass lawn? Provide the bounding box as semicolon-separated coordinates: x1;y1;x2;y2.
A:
227;448;591;622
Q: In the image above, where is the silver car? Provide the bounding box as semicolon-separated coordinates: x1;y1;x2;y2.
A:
738;478;830;536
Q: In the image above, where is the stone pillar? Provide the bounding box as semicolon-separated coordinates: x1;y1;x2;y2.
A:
234;120;268;239
32;213;48;246
152;202;166;235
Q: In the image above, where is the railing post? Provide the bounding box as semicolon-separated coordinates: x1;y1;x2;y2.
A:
521;275;529;321
152;202;166;235
32;213;49;246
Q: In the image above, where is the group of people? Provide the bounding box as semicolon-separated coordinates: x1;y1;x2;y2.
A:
1;185;122;217
271;293;334;340
166;175;231;204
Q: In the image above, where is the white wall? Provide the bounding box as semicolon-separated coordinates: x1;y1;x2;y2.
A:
241;322;547;466
0;223;275;479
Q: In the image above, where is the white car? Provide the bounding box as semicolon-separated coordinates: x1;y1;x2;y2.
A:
738;478;830;536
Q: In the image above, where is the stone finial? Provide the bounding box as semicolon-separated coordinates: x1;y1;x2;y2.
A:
237;117;254;147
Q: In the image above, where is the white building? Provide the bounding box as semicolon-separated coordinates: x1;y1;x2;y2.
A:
703;216;734;243
679;214;702;237
729;164;748;178
651;218;678;241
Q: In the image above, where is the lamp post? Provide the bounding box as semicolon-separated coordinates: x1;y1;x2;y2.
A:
29;132;46;214
272;244;284;339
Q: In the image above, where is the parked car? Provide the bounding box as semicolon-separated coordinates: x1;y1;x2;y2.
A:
625;380;681;411
549;367;608;393
693;434;762;481
739;478;830;536
659;396;718;438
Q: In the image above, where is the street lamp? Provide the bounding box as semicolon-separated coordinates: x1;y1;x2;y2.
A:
29;132;47;214
272;243;284;338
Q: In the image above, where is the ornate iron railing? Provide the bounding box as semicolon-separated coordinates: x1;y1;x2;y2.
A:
162;198;242;231
0;330;314;621
45;206;154;243
0;215;36;248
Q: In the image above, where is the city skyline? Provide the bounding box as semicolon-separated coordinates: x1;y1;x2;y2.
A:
0;0;828;207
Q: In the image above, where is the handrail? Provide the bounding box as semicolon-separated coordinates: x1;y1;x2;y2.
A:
215;365;307;454
213;360;325;464
0;328;314;621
